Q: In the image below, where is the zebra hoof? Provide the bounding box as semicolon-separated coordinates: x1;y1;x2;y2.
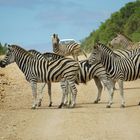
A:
113;87;117;90
94;99;100;104
58;103;64;108
106;105;111;108
120;104;125;108
94;101;98;104
31;106;37;109
138;102;140;105
37;99;42;107
70;104;75;108
38;102;42;107
48;102;52;107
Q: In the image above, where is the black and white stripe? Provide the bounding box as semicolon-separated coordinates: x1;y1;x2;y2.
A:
88;43;140;108
0;45;80;109
52;34;87;61
28;49;64;107
114;48;140;59
30;49;114;108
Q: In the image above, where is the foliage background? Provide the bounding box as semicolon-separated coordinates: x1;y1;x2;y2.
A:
0;43;7;55
81;0;140;52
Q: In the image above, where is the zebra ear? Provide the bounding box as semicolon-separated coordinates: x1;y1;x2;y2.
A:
8;44;11;47
7;44;11;50
53;34;55;38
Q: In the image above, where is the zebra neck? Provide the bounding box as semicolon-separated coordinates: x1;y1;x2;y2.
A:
120;38;133;49
101;52;116;73
15;54;32;74
54;44;66;55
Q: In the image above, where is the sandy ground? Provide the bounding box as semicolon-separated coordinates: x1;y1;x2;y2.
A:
0;55;140;140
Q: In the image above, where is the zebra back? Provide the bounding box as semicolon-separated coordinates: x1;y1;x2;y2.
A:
28;49;45;60
43;52;64;60
78;60;109;83
114;48;140;58
28;49;64;61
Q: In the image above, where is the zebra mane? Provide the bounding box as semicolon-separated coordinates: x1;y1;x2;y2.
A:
43;52;64;57
118;33;133;42
98;43;119;58
10;45;34;57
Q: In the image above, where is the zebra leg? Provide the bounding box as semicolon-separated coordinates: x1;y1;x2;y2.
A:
118;80;125;108
100;77;114;108
31;81;38;109
112;80;117;90
64;81;72;107
58;81;67;108
93;77;103;103
68;81;77;108
48;82;52;107
38;83;46;107
63;81;69;106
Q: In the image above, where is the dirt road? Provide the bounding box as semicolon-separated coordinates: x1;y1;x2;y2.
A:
0;57;140;140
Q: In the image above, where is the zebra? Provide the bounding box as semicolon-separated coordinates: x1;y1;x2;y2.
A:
52;34;87;61
0;45;80;109
110;33;140;49
108;38;140;89
28;49;64;107
88;42;140;108
29;49;114;108
107;44;140;89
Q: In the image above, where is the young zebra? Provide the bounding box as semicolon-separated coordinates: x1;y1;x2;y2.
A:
29;49;114;108
52;34;87;61
88;42;140;108
28;49;64;107
110;33;140;49
0;45;80;109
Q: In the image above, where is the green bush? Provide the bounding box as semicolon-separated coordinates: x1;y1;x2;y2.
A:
0;43;7;55
81;0;140;51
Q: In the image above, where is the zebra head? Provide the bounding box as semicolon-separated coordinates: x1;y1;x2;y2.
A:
88;43;102;65
0;45;15;68
110;33;122;47
52;34;60;50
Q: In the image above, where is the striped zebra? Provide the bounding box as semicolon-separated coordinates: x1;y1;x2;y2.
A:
0;45;80;109
113;48;140;59
28;49;64;107
65;60;114;107
52;34;87;61
88;42;140;108
108;42;140;89
29;49;114;108
110;33;140;49
107;44;140;89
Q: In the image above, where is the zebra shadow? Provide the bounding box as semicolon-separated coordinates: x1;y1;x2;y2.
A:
115;87;140;91
125;104;140;108
37;105;83;110
124;87;140;90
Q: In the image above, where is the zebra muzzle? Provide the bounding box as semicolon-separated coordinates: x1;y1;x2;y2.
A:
0;61;6;68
